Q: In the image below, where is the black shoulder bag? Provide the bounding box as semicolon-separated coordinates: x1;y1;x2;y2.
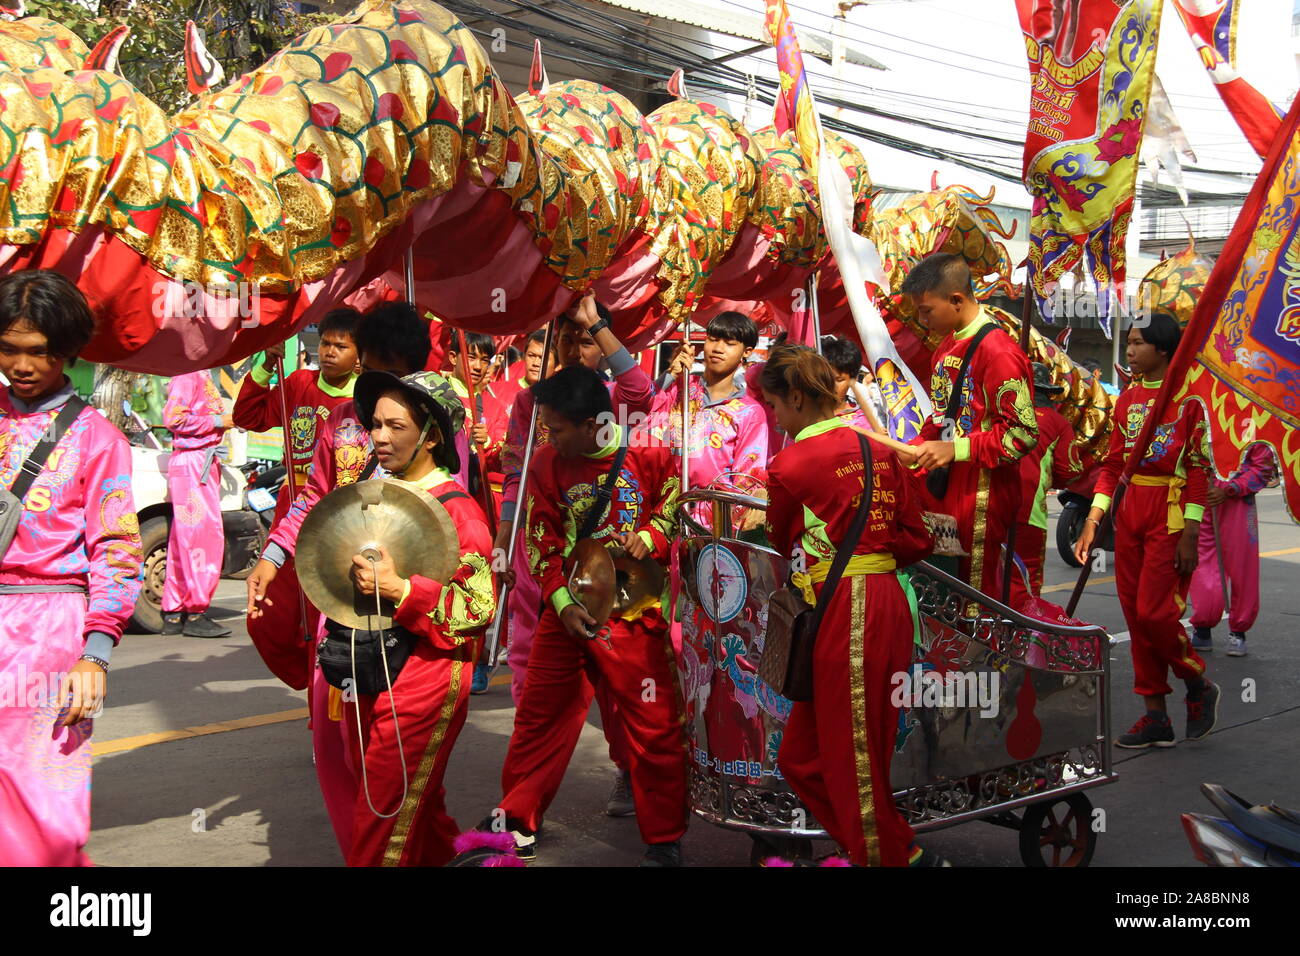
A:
758;431;873;702
0;397;86;557
926;322;998;500
318;489;473;695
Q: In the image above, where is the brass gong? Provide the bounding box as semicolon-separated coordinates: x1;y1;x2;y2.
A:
297;478;459;629
566;538;665;627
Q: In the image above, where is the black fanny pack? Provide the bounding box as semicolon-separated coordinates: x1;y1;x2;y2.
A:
317;621;418;696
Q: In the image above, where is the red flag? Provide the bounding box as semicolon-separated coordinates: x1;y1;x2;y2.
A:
1055;326;1072;353
1171;0;1282;159
1126;88;1300;522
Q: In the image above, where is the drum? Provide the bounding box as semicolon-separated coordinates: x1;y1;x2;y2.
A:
675;490;825;837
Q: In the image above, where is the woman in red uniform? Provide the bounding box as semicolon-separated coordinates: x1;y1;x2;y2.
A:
762;345;937;866
1074;312;1218;748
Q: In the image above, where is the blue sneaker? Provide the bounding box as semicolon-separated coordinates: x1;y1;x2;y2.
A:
1190;627;1213;652
470;662;490;695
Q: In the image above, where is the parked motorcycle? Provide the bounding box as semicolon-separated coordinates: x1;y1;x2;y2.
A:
1182;783;1300;867
238;460;287;530
1055;461;1116;567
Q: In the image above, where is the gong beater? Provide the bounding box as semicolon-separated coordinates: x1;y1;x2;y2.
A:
297;478;459;629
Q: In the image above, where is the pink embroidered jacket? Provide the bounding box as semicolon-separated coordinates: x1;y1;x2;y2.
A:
0;384;143;643
648;373;769;492
164;371;225;451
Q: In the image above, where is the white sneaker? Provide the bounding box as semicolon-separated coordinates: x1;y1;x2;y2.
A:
1226;632;1248;657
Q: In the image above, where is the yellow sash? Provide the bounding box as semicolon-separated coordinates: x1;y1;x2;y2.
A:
792;553;897;606
1131;474;1187;532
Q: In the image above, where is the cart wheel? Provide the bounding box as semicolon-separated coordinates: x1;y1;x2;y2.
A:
749;833;815;867
1018;793;1096;867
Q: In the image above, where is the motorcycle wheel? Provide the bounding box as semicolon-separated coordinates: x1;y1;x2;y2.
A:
1056;501;1085;568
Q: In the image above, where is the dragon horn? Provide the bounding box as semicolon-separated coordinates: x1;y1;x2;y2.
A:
667;68;689;100
184;20;225;96
528;38;549;96
85;25;130;74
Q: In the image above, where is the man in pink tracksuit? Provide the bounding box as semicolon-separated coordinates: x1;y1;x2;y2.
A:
161;370;232;638
1189;442;1276;658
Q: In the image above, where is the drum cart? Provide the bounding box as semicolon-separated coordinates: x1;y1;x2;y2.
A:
674;489;1117;867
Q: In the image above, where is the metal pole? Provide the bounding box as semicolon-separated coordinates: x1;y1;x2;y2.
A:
809;271;823;349
482;320;555;671
1004;289;1035;604
274;351;315;720
680;359;691;494
403;246;415;302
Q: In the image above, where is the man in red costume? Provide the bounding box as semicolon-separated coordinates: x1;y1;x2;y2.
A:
487;365;688;866
233;307;360;687
1075;312;1218;748
903;253;1038;598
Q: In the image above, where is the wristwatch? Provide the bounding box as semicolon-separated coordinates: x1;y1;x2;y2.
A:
587;315;611;336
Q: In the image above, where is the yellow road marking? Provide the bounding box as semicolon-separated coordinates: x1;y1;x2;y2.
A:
1260;546;1300;558
93;707;308;756
1041;575;1115;594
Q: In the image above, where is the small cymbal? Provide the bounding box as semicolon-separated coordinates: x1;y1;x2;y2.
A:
297;478;459;629
566;538;615;627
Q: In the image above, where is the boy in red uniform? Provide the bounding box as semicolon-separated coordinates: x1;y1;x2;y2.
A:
1074;312;1219;748
1010;363;1081;602
495;296;654;814
488;365;688;865
903;253;1037;598
233;308;360;687
762;345;938;866
340;369;494;866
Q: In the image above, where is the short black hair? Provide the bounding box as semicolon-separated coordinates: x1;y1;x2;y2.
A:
527;328;549;347
706;310;758;349
0;270;95;364
531;365;611;424
1136;311;1182;360
900;252;974;299
318;307;361;342
354;302;430;374
820;335;862;377
449;331;496;358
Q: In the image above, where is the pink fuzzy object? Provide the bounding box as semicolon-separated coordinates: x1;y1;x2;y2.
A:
762;857;795;867
451;830;526;867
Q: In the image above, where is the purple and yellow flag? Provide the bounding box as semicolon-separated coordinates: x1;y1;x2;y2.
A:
1136;89;1300;523
763;0;930;440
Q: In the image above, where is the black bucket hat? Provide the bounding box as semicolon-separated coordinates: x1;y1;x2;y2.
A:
353;370;465;474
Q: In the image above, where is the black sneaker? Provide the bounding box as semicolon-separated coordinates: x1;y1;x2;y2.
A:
1116;711;1176;749
640;840;682;867
160;612;186;635
182;612;232;638
476;815;536;862
1185;679;1220;741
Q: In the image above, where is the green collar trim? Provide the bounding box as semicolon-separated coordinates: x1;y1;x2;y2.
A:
795;417;848;442
318;371;356;398
1139;378;1163;389
585;423;622;458
403;465;455;491
953;307;993;341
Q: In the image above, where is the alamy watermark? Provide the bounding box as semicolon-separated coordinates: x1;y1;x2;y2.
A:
151;279;262;329
1041;281;1152;327
890;664;1001;718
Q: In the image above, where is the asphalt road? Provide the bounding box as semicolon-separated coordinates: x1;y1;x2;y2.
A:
85;489;1299;867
